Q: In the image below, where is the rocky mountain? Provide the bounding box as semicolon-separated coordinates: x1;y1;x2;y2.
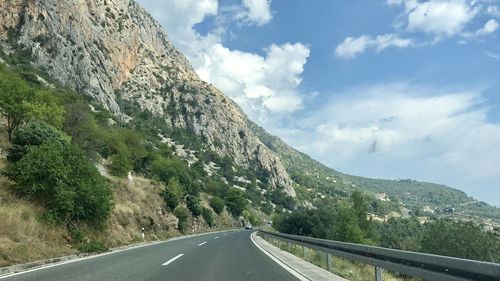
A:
0;0;294;195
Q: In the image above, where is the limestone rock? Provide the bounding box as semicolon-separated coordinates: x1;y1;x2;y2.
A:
0;0;294;195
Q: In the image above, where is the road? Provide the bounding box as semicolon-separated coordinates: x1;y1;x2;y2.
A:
1;230;299;281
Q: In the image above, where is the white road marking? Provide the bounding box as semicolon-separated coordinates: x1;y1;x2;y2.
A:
162;254;184;266
198;242;207;246
0;230;237;279
250;233;309;281
214;236;220;240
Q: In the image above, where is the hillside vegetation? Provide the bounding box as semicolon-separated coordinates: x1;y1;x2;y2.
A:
0;48;270;266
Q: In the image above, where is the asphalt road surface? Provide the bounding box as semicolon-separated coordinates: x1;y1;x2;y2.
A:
1;230;299;281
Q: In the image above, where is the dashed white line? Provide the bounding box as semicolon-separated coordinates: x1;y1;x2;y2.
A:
198;242;207;246
161;254;184;266
214;236;220;240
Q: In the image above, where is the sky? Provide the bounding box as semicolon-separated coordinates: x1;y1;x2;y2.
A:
136;0;500;207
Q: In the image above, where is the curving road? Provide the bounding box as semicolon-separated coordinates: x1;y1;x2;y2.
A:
1;230;298;281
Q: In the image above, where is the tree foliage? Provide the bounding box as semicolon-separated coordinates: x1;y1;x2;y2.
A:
209;196;225;215
4;142;113;227
186;195;202;217
224;189;247;217
8;122;70;162
202;207;214;227
161;178;183;210
174;206;189;232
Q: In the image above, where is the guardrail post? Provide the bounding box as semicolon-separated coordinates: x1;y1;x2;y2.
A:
375;266;383;281
327;253;333;272
303;245;307;259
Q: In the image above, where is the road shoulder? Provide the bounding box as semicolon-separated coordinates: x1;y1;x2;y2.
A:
250;232;348;281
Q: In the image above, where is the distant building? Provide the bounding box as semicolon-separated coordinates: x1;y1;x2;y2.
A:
375;192;389;202
422;205;435;214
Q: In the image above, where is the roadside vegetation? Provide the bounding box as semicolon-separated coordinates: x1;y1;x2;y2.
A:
273;191;500;263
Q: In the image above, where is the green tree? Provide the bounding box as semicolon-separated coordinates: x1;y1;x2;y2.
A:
8;122;70;162
161;178;183;210
186;195;202;216
421;219;500;262
109;151;132;178
224;189;247;217
351;190;371;233
209;196;225;215
174;206;189;232
328;206;365;243
24;90;65;129
202;207;214;227
4;142;113;227
0;66;32;141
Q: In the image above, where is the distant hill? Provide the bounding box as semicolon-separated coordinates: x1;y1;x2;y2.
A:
248;121;500;220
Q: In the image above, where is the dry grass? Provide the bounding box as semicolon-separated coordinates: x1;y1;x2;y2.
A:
0;127;239;267
104;175;239;247
0;175;76;267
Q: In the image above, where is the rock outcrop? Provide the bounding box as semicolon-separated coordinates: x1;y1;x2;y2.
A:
0;0;294;195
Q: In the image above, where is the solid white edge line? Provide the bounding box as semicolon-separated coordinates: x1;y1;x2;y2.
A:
198;242;207;246
250;232;310;281
161;254;184;266
0;230;237;280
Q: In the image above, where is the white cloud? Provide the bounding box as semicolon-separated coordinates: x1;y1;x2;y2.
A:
487;5;500;17
335;34;413;59
136;0;309;122
475;19;499;35
402;0;480;36
236;0;273;25
280;83;500;204
197;43;310;119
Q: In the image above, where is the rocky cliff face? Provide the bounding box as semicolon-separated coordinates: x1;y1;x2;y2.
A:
0;0;294;195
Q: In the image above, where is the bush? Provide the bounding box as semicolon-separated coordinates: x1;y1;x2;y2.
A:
224;189;247;217
174;206;189;232
4;142;113;227
8;121;70;162
202;207;214;227
421;220;500;262
161;178;183;210
109;151;132;178
77;240;108;253
209;196;225;215
186;195;202;216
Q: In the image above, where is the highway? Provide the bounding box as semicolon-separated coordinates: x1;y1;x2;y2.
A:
1;230;299;281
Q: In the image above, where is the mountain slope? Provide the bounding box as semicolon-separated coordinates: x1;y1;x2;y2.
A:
0;0;294;195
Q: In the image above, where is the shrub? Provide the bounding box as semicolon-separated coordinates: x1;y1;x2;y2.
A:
161;178;183;210
186;195;202;217
202;207;214;227
174;206;189;232
4;142;113;228
109;151;132;178
224;189;247;217
77;240;108;253
8;121;70;162
209;196;225;215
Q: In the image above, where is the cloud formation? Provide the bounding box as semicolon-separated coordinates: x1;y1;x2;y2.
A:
337;0;499;59
335;34;413;59
236;0;273;25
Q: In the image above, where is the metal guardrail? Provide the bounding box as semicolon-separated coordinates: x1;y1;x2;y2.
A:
257;229;500;281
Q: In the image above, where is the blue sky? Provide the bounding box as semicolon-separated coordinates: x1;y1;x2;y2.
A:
137;0;500;207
